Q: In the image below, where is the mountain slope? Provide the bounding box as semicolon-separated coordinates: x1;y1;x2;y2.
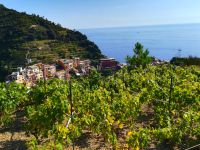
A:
0;4;104;80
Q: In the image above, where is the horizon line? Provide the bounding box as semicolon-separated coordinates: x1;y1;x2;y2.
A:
78;22;200;30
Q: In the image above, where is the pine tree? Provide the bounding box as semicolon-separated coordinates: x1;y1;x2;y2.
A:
126;42;152;69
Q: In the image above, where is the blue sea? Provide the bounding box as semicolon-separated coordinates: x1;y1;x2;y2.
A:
80;24;200;63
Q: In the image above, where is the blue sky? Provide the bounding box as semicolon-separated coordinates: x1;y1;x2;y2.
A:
0;0;200;29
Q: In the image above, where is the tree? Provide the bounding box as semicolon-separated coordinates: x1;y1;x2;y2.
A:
126;42;152;69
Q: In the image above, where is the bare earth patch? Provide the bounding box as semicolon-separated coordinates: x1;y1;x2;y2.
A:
0;110;31;150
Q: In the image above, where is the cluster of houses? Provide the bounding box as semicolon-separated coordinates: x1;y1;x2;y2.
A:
55;58;91;79
7;63;56;87
6;58;93;86
6;57;122;86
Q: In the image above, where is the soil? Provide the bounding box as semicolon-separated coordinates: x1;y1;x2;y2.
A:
0;110;113;150
0;105;194;150
0;110;29;150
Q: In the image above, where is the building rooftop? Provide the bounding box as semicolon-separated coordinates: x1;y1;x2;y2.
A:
100;58;115;61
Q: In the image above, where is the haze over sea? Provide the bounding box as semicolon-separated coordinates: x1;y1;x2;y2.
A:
80;24;200;63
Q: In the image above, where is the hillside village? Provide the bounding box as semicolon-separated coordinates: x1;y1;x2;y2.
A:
6;57;122;87
6;56;166;87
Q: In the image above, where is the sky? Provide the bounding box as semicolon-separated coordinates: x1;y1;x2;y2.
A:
0;0;200;29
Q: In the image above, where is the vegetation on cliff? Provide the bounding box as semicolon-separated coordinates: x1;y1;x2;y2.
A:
0;4;104;81
170;56;200;66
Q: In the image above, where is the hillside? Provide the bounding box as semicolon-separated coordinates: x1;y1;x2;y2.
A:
0;4;104;81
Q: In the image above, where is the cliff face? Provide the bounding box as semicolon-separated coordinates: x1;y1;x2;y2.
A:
0;4;104;80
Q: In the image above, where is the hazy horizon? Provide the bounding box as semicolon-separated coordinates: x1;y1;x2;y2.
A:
79;22;200;30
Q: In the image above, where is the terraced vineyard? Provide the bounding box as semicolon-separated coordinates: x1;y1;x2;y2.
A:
0;65;200;149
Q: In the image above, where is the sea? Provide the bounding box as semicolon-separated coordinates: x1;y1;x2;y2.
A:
80;23;200;63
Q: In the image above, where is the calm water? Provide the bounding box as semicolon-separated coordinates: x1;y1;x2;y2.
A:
80;24;200;63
